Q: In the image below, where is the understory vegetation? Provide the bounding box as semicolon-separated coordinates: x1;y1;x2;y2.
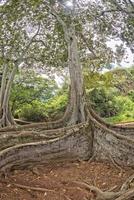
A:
10;66;134;123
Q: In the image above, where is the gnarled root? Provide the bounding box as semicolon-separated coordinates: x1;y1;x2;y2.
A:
72;181;121;200
0;123;93;177
73;173;134;200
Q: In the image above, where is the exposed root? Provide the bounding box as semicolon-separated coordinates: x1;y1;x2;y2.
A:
11;182;55;192
0;122;92;175
1;179;71;200
0;122;89;153
115;188;134;200
107;185;118;192
1;178;55;192
109;154;123;174
121;173;134;191
88;152;96;163
14;182;73;200
72;173;134;200
72;181;121;200
14;119;32;125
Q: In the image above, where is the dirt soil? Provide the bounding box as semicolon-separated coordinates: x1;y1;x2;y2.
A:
0;161;133;200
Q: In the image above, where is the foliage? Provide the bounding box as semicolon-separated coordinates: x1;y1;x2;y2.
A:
128;90;134;101
86;66;134;122
10;70;58;116
16;93;68;122
11;66;134;123
105;114;134;124
44;93;68;119
12;73;68;121
1;0;133;73
88;87;119;117
17;100;47;122
114;96;134;113
105;95;134;123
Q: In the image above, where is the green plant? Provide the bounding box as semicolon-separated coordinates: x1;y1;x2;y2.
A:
17;100;48;122
88;87;119;117
44;93;68;119
128;90;134;101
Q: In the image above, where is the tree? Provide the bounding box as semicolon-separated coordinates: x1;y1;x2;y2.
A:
0;0;43;127
0;1;134;199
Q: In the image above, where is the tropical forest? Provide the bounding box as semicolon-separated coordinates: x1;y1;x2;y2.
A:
0;0;134;199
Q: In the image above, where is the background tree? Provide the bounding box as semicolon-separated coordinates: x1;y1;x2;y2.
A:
0;0;43;126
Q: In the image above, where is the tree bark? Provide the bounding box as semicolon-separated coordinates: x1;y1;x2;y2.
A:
87;109;134;167
67;23;87;125
0;65;16;127
0;122;93;176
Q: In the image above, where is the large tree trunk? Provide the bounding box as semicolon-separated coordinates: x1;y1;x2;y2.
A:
0;65;16;127
67;23;87;125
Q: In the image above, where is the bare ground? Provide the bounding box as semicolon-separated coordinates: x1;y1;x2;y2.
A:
0;161;133;200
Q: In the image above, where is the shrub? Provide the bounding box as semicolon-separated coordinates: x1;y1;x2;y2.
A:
17;100;48;122
105;96;134;123
88;88;119;117
128;90;134;101
114;96;134;113
16;94;68;122
44;94;68;119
